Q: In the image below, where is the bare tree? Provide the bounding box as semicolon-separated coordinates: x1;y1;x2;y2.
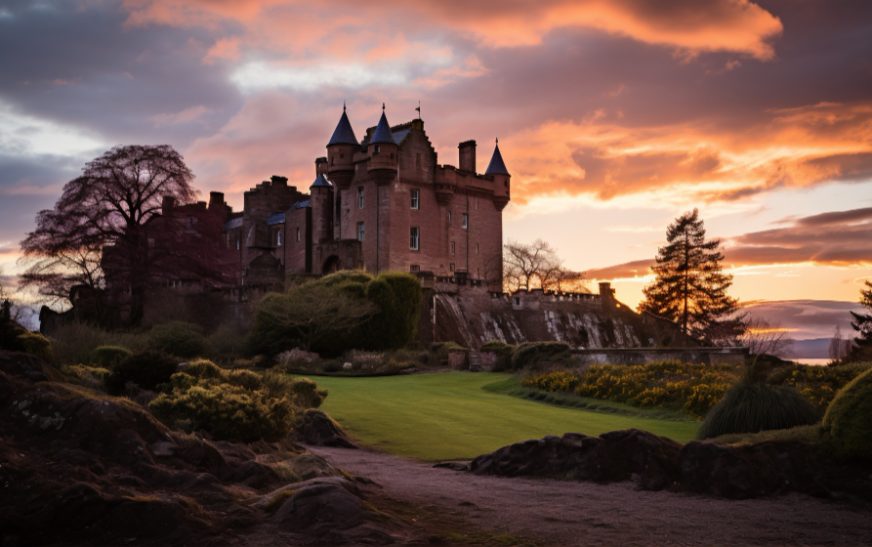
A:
740;318;789;365
503;240;585;292
829;325;850;363
20;145;196;323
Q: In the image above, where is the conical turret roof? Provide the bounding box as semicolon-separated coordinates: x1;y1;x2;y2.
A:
370;108;395;145
310;172;332;189
327;107;358;146
485;140;509;176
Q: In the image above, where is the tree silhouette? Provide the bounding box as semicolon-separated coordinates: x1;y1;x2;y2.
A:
21;145;196;323
849;280;872;360
640;209;743;343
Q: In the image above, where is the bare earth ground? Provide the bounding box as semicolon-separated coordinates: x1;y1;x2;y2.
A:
311;446;872;547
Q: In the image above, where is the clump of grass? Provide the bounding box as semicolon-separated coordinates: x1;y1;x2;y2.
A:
698;381;819;439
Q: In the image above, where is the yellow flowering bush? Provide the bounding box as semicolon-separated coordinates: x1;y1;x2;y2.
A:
523;360;740;416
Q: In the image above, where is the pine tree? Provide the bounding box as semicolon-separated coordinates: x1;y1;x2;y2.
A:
640;209;742;343
848;281;872;360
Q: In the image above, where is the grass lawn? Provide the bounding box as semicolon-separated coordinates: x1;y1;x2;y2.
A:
314;371;699;460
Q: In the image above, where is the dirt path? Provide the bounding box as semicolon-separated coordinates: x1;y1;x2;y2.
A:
311;446;872;547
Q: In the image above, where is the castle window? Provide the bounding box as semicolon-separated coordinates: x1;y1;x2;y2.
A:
357;222;365;242
410;188;420;210
447;210;452;224
449;262;455;272
235;236;240;251
475;242;480;255
275;229;283;247
410;264;420;273
374;144;381;154
450;241;456;256
410;226;420;251
296;227;301;242
462;213;469;230
357;186;365;209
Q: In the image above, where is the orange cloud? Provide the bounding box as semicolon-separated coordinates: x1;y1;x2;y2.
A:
499;101;872;204
584;206;872;280
122;0;783;60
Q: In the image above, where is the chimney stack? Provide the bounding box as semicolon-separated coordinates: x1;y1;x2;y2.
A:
316;156;328;176
208;191;225;208
458;140;476;172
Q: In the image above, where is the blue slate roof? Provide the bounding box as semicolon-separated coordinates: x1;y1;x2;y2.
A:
370;111;395;145
327;109;358;146
224;217;243;230
266;212;285;225
310;172;332;189
485;141;510;176
294;199;311;209
391;128;411;144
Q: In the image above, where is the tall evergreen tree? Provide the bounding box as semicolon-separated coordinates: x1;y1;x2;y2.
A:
849;281;872;360
640;209;742;343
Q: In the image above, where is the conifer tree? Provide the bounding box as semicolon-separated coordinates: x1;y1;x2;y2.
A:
640;209;742;343
849;281;872;359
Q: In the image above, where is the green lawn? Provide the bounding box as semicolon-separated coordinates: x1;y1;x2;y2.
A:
314;372;699;460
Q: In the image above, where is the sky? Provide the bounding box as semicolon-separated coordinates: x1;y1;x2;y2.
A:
0;0;870;337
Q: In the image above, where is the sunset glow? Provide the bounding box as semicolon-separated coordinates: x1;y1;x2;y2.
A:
0;0;870;332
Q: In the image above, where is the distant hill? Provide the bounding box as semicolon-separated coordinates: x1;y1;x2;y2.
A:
780;338;854;360
741;299;864;341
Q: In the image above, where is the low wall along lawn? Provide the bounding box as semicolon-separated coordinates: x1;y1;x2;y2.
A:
315;372;699;460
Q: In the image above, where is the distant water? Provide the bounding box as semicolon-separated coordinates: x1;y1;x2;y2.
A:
790;358;832;366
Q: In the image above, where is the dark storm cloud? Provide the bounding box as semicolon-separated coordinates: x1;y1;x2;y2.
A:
0;1;242;145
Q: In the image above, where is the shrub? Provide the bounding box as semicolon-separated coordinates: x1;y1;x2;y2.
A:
62;364;111;389
510;341;572;370
49;323;148;365
105;351;178;395
92;345;133;367
0;317;27;352
205;323;248;361
147;321;206;358
17;332;52;361
522;361;739;416
149;363;303;442
698;382;820;439
823;367;872;460
248;271;422;358
285;376;327;409
769;361;872;412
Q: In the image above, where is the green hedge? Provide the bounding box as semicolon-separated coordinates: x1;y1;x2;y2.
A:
510;341;572;370
248;270;422;357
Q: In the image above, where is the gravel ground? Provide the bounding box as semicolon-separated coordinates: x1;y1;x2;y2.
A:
312;446;872;547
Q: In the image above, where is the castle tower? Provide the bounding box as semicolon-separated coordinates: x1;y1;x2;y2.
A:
326;105;358;189
367;105;398;186
486;139;510;211
309;157;333;244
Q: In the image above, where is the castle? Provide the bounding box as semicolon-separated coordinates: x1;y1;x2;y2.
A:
177;105;512;293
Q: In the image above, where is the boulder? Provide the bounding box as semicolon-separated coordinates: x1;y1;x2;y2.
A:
470;429;681;490
295;409;357;448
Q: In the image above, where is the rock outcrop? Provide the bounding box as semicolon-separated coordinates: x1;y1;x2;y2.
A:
295;408;358;448
0;351;402;546
468;429;872;500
